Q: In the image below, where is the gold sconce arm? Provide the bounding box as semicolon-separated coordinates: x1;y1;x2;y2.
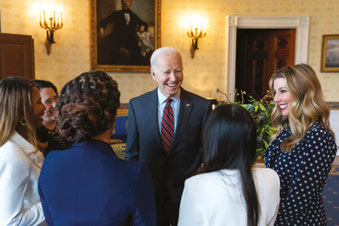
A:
187;28;206;50
186;21;207;59
39;10;63;55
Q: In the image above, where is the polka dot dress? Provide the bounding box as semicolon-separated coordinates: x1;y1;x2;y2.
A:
265;122;337;225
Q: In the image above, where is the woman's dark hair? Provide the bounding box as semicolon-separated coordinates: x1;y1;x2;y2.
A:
202;104;259;226
57;71;120;143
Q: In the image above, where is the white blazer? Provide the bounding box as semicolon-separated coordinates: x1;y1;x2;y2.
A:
178;167;280;226
0;132;45;226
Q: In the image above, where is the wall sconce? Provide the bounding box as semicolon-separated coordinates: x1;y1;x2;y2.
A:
186;19;206;59
40;9;63;55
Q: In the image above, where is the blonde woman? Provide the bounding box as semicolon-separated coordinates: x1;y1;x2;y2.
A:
0;77;46;225
265;64;337;225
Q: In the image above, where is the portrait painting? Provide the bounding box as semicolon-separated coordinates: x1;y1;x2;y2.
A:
321;35;339;72
90;0;161;72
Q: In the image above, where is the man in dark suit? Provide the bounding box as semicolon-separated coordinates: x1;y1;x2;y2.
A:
125;47;212;226
98;0;148;65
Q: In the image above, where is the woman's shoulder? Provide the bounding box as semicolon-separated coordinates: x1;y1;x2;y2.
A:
0;138;28;163
0;139;30;175
307;122;331;135
252;168;280;196
46;141;143;172
185;170;240;189
303;122;336;144
253;167;279;182
186;171;217;183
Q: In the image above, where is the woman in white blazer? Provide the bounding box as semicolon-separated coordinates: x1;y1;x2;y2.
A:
0;77;46;225
178;104;280;226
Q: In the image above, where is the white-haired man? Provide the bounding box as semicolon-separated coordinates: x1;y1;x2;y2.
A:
125;47;211;226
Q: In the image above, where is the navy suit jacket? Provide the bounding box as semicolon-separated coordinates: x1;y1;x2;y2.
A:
125;88;211;222
38;140;156;226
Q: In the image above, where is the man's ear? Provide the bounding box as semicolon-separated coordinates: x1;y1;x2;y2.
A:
151;69;156;81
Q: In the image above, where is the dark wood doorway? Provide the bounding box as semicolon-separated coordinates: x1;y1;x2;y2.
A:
0;33;35;80
235;29;295;101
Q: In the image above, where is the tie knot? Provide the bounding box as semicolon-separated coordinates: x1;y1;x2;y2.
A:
166;98;173;105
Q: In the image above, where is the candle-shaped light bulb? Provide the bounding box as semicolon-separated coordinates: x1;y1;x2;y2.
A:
49;9;52;28
43;10;46;26
57;12;59;25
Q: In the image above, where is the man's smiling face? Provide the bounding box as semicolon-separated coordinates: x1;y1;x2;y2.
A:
151;52;183;97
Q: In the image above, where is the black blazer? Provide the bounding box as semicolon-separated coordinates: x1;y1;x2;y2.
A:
125;88;211;221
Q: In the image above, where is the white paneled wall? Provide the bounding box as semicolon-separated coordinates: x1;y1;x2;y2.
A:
329;109;339;156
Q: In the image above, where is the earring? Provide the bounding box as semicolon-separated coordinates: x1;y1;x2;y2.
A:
19;118;27;126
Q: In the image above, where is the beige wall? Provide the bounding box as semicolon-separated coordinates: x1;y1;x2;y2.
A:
1;0;338;103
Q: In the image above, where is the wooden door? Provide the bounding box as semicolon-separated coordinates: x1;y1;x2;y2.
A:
0;33;35;80
235;29;295;101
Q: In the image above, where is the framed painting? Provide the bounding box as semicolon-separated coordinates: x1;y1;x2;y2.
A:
321;34;339;72
90;0;161;72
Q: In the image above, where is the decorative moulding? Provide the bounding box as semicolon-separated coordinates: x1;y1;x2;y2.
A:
225;16;310;94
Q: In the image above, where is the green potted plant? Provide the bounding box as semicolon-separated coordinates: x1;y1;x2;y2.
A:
216;89;276;161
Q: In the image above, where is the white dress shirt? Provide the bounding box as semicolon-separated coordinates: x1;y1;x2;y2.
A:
178;167;280;226
0;131;45;225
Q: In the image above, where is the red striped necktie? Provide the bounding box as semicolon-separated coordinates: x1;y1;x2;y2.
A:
161;98;174;152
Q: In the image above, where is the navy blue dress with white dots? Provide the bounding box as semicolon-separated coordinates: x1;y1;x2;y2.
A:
265;122;337;225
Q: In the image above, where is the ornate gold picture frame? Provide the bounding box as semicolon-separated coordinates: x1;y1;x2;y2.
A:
90;0;161;72
321;34;339;72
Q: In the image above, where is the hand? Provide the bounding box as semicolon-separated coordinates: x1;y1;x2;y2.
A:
99;28;105;37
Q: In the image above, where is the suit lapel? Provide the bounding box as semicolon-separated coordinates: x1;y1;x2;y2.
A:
171;88;192;151
150;89;164;150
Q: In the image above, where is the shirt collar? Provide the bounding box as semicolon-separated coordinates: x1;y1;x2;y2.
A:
10;131;37;155
157;88;181;104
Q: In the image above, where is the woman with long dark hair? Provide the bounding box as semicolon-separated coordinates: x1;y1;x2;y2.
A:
178;104;280;226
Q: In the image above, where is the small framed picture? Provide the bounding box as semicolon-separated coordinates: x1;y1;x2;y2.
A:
321;34;339;72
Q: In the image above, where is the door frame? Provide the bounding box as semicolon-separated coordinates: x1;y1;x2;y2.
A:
225;16;309;95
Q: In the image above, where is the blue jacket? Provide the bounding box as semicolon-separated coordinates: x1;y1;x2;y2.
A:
38;139;156;226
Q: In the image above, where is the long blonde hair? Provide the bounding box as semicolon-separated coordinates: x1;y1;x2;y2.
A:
269;64;334;152
0;77;37;147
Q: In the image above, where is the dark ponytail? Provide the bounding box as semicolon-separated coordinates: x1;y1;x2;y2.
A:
201;104;259;226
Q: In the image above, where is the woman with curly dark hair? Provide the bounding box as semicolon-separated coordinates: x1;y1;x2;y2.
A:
38;71;156;225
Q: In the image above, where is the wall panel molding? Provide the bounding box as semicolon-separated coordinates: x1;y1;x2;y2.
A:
225;16;310;94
